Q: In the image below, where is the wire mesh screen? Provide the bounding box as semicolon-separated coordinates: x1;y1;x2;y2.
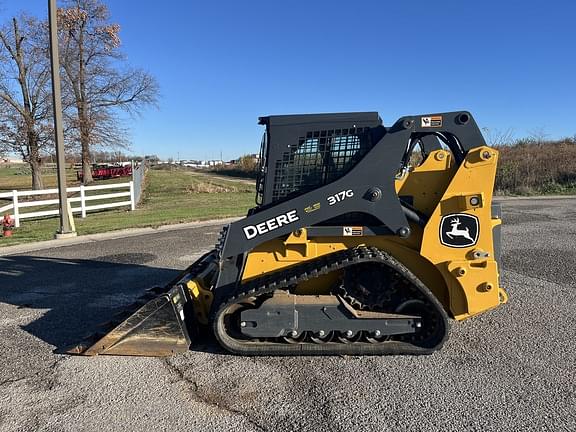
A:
271;127;371;201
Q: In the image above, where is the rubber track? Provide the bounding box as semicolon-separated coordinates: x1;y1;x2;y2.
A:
213;246;449;356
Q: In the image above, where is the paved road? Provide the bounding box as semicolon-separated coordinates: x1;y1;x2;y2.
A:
1;199;575;431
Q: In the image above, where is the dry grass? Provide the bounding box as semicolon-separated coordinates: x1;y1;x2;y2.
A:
495;138;576;194
184;181;252;194
186;183;232;193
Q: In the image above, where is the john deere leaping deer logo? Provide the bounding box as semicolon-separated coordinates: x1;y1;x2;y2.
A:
440;213;479;248
446;217;473;241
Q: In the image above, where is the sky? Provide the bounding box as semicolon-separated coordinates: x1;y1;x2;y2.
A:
1;0;575;160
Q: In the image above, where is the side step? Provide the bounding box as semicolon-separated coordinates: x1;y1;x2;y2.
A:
66;285;192;357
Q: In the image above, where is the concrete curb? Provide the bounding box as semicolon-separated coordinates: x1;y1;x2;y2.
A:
494;195;576;201
0;217;241;257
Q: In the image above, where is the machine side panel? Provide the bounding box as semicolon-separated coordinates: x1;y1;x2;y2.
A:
222;112;489;259
221;125;412;258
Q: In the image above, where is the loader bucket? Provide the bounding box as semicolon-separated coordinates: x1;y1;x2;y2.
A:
66;285;193;356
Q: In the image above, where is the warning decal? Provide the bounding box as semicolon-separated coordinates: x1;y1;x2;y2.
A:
343;226;363;236
421;116;443;128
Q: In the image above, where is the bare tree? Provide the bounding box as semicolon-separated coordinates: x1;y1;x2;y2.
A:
0;15;53;189
481;127;515;147
58;0;158;183
527;127;549;145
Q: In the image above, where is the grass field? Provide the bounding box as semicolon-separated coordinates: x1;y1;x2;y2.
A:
0;164;82;192
0;166;255;247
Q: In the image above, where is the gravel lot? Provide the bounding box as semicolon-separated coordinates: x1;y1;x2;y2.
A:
1;198;575;431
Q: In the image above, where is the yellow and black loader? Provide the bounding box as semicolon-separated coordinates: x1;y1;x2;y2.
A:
69;111;507;356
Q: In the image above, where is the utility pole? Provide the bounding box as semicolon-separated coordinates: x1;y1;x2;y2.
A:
48;0;76;238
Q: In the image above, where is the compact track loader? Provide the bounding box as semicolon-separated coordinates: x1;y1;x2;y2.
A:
69;111;507;356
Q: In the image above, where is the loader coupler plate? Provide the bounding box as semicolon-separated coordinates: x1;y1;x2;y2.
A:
67;285;192;357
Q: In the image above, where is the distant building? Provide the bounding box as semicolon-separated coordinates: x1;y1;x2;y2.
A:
1;157;23;164
180;159;224;168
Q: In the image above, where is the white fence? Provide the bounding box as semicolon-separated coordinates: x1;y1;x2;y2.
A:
0;182;135;228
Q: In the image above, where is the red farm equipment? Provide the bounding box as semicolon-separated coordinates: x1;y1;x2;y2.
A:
77;164;132;181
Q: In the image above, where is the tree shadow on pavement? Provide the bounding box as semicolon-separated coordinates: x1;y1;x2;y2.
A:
0;254;184;352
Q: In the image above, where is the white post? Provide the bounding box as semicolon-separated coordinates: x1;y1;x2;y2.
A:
129;181;135;211
12;190;20;228
80;184;86;218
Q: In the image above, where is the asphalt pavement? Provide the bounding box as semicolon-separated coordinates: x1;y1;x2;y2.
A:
0;198;575;431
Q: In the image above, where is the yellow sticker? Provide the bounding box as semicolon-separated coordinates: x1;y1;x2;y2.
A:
343;226;363;236
421;116;442;128
304;202;321;213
